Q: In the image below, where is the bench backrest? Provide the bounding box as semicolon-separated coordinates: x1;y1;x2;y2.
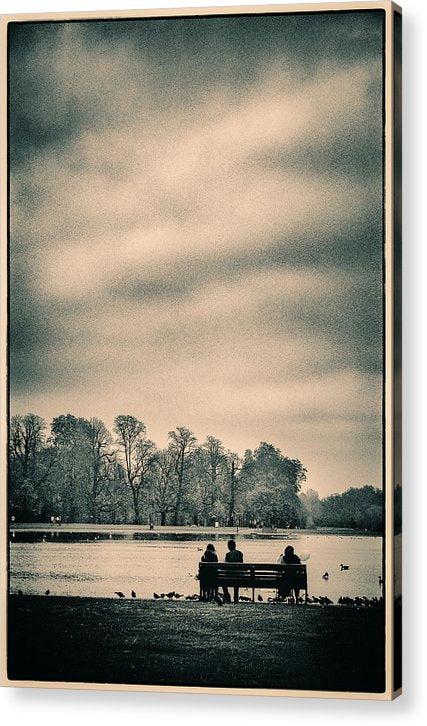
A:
199;562;307;589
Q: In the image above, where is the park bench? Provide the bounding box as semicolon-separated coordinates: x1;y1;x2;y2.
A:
198;562;308;603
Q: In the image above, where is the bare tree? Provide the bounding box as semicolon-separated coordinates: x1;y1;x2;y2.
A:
151;448;177;525
168;426;197;525
193;436;227;524
114;415;156;524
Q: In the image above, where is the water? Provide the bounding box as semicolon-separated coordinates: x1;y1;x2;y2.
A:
9;534;382;602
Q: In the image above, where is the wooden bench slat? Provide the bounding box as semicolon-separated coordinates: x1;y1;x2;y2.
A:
198;562;308;603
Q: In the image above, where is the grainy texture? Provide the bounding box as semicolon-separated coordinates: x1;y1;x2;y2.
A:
7;596;385;692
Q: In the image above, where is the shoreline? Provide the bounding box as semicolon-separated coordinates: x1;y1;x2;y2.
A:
9;523;382;540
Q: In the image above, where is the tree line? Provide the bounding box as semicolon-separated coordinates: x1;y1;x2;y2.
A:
8;413;382;532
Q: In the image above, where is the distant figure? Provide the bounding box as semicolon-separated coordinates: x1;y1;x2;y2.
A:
276;545;301;602
10;515;16;527
223;539;243;604
200;543;218;601
56;515;61;526
50;515;55;527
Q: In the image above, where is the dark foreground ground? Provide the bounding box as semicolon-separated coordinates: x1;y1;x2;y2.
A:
7;596;385;693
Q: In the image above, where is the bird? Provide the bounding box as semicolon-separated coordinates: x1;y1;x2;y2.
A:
166;591;175;599
322;572;329;580
214;594;224;607
131;590;136;598
340;564;349;570
197;547;203;551
115;591;125;598
153;592;160;599
174;592;183;598
257;594;263;602
45;589;50;596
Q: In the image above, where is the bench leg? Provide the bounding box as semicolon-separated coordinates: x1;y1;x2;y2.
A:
252;587;255;603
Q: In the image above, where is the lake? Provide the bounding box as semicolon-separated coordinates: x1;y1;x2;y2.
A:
9;533;383;602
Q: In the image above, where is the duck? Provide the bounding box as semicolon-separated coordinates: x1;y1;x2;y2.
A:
340;564;350;570
322;572;329;580
153;593;160;599
45;589;50;595
114;591;125;598
257;594;263;602
131;590;136;598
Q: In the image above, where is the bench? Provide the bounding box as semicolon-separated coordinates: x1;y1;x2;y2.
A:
198;562;308;603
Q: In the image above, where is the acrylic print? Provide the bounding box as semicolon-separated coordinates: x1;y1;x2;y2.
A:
3;2;400;698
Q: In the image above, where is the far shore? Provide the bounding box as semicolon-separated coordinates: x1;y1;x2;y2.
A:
9;522;381;538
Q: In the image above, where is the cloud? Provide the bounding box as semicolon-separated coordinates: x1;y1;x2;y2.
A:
9;12;385;494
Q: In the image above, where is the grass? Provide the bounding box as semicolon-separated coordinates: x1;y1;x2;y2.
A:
7;595;385;693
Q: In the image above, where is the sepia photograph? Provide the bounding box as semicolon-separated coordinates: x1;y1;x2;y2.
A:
2;1;401;699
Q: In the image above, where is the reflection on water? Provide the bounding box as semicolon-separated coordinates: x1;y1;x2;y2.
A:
10;535;382;601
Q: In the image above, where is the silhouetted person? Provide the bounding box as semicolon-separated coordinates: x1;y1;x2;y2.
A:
201;543;218;600
223;539;243;603
276;545;301;602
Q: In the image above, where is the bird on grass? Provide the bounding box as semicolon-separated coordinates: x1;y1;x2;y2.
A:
214;594;224;607
45;589;50;596
340;564;349;571
18;589;23;596
131;590;136;598
257;594;263;602
174;593;183;598
115;591;125;598
153;593;160;599
166;591;175;599
322;572;329;580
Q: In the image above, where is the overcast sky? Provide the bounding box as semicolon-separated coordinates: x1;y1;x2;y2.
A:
9;10;384;496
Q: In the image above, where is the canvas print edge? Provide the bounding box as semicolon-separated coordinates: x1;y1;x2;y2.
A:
0;0;402;699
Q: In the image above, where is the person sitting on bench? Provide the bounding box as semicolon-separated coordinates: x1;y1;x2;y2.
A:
223;539;244;603
200;543;218;600
276;545;301;603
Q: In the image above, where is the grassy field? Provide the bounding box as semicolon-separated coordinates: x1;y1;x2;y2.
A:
7;596;385;693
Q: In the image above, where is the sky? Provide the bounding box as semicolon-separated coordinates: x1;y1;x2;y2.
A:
8;10;385;496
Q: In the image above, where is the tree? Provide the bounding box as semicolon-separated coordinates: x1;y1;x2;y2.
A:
114;415;156;524
240;442;306;528
168;427;197;525
50;414;93;521
84;418;120;523
299;488;323;528
9;414;55;520
150;448;178;525
224;452;242;526
192;436;227;525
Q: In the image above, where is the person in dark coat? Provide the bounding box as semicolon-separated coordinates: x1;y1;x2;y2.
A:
223;539;244;603
276;545;301;602
200;544;218;600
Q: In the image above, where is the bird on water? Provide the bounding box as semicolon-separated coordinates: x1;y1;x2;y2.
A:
340;564;349;570
322;572;329;580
